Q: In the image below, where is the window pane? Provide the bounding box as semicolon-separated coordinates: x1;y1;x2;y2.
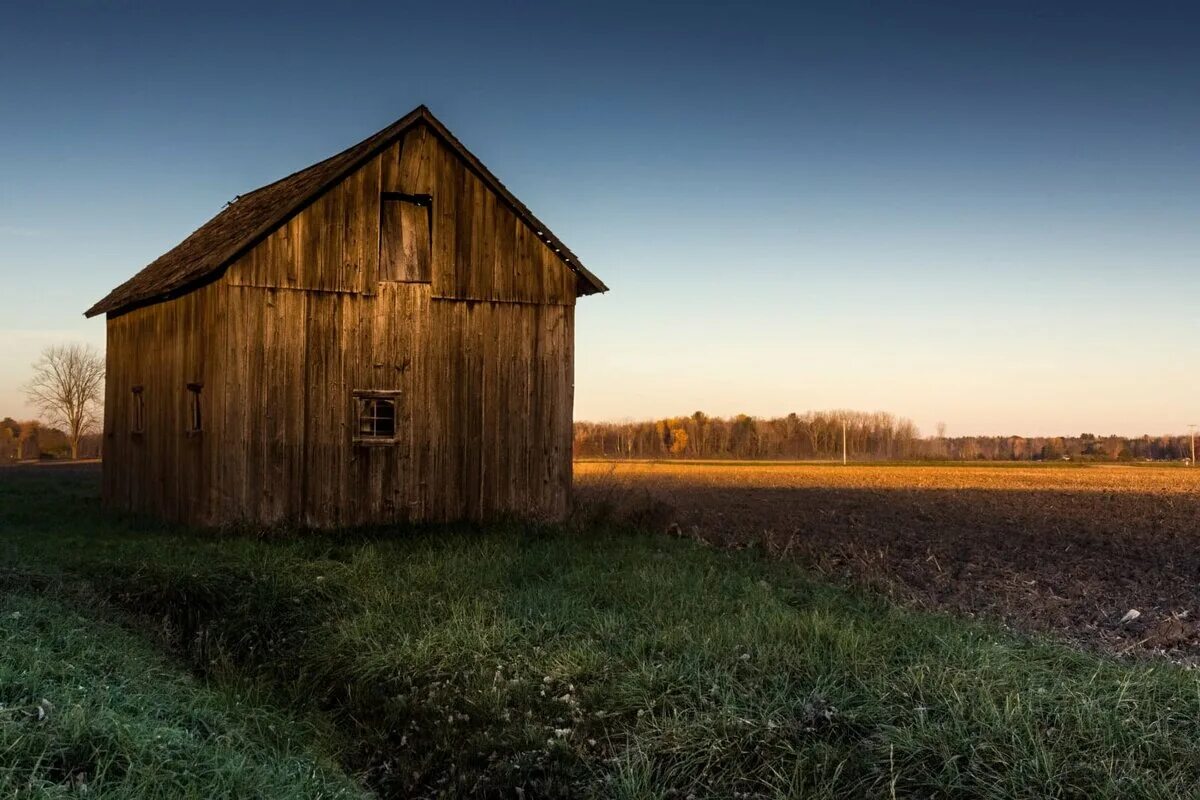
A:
374;399;396;437
356;397;397;439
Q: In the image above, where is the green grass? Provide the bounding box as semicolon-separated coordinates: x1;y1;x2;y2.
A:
3;469;1200;798
0;593;362;799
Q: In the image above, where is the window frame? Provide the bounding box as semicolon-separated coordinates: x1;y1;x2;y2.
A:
352;389;402;446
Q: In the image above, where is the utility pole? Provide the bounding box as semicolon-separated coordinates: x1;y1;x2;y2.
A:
842;419;848;465
1190;424;1197;466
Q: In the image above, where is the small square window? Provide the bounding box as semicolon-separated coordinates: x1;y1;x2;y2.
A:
131;386;145;435
352;390;401;445
186;383;202;435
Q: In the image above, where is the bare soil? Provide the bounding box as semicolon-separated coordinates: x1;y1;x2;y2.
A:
575;461;1200;660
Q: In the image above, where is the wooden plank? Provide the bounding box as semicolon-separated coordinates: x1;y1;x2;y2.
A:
422;133;575;306
226;152;386;295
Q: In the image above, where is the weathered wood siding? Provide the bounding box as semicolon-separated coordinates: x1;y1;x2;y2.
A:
102;282;221;523
103;120;579;526
227;158;381;294
390;125;575;304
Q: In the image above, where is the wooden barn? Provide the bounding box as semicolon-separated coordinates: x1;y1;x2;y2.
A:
85;106;606;527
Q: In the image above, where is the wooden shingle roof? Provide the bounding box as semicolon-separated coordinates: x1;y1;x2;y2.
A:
85;105;606;318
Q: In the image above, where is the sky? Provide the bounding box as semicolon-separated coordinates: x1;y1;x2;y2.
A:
1;1;1197;437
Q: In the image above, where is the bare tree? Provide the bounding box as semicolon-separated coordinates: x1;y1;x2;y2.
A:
24;344;105;460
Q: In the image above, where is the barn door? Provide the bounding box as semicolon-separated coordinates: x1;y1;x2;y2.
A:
380;192;432;283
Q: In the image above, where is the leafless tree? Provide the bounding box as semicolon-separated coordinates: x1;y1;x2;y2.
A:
24;344;105;460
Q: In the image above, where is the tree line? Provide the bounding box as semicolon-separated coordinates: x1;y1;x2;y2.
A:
0;418;103;463
573;411;1197;462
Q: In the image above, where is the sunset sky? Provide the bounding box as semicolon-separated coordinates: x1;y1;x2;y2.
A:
1;1;1197;437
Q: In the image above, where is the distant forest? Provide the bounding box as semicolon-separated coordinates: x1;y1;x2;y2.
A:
573;411;1195;462
0;417;102;463
6;411;1193;464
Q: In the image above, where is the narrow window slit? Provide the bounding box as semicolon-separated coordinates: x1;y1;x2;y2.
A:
186;383;203;435
131;386;145;435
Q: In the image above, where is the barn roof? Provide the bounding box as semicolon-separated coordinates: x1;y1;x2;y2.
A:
84;105;606;318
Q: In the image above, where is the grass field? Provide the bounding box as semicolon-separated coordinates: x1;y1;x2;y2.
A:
0;594;361;799
4;465;1200;797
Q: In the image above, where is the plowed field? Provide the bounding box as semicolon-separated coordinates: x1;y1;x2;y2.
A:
575;461;1200;659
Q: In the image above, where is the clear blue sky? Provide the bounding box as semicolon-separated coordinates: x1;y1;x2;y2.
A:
2;1;1197;436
